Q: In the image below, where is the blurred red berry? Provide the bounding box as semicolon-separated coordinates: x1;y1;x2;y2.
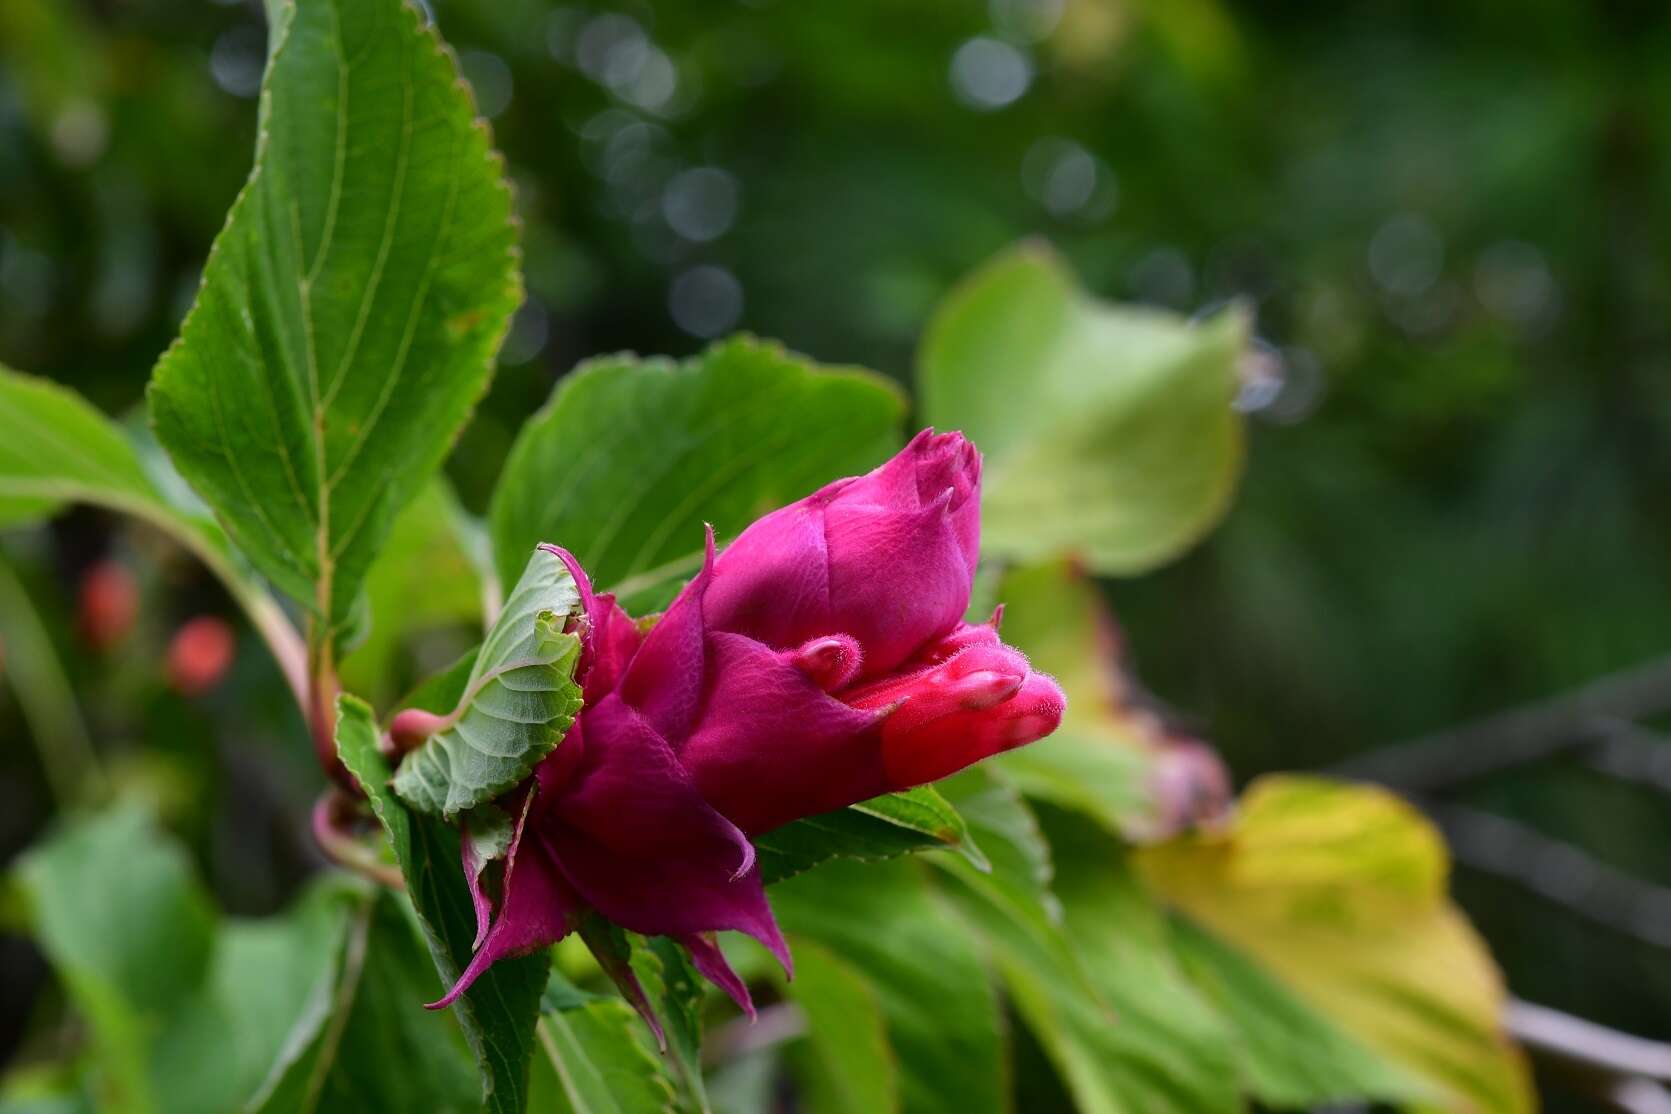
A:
167;616;235;696
77;560;139;652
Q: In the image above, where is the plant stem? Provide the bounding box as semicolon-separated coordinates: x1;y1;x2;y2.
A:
307;615;351;788
310;786;404;889
0;554;106;805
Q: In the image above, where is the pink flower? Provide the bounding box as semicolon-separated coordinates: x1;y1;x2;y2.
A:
430;431;1064;1019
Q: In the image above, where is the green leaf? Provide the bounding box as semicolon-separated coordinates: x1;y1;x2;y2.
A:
1166;916;1429;1108
488;336;904;606
932;777;1243;1114
340;478;485;708
148;0;519;633
0;555;99;807
775;939;900;1114
919;243;1247;574
392;546;585;817
755;787;985;885
0;370;303;703
158;879;357;1114
247;891;481;1114
10;808;363;1114
0;366;169;529
771;859;1003;1114
337;695;549;1114
11;805;217;1114
530;973;679;1114
0;369;249;595
1135;775;1534;1113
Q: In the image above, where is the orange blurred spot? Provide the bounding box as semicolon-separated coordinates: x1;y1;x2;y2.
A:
168;616;235;696
78;560;138;652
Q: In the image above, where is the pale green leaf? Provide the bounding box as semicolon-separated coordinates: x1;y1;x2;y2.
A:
392;546;585;817
10;809;364;1114
160;880;357;1114
920;242;1247;574
488;336;904;607
337;695;549;1114
148;0;519;632
989;560;1162;838
11;805;216;1114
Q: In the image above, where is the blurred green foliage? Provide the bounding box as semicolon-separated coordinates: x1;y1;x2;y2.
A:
2;0;1671;1108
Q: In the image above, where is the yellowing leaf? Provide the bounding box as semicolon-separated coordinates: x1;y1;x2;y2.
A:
1135;776;1534;1114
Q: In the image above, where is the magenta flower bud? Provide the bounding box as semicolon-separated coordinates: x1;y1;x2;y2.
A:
702;429;982;677
431;431;1064;1019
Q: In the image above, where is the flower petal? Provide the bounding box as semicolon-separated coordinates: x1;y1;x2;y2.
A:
821;493;973;675
700;502;834;651
618;529;716;742
678;932;758;1020
428;805;579;1010
700;431;982;671
541;692;790;970
880;670;1067;788
542;543;641;702
680;632;886;836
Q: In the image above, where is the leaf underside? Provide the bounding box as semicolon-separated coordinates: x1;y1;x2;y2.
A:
393;547;585;819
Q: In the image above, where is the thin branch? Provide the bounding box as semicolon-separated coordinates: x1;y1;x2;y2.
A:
1507;999;1671;1083
1332;655;1671;791
1427;801;1671;949
1609;1080;1671;1114
311;786;403;890
0;554;105;805
1584;721;1671;795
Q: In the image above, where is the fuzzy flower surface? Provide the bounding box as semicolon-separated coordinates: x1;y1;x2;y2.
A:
431;430;1065;1016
